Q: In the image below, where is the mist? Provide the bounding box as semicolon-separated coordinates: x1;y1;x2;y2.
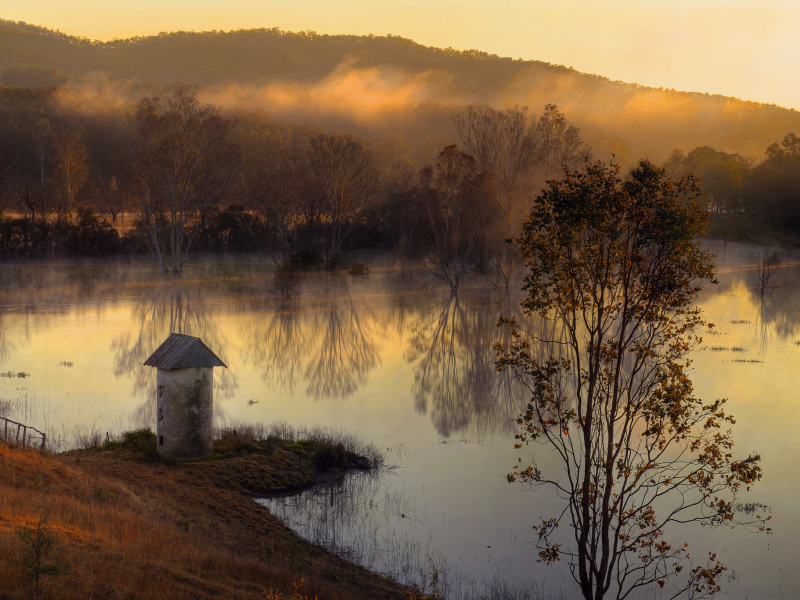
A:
2;20;799;167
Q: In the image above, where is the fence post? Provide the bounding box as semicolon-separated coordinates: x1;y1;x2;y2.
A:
16;423;21;443
22;426;27;448
40;433;47;451
3;419;6;442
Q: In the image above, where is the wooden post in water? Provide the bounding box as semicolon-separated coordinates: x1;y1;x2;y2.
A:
16;423;20;444
40;433;46;450
3;420;6;442
22;426;27;448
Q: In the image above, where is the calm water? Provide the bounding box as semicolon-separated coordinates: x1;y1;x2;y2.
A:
0;244;796;599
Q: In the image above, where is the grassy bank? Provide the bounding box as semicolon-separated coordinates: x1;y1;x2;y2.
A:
0;426;406;600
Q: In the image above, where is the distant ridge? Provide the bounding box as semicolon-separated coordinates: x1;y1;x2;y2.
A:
0;19;647;90
0;19;798;158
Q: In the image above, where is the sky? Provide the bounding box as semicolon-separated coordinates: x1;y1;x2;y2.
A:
4;0;800;110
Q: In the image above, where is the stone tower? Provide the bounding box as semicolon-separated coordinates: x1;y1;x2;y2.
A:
144;333;227;460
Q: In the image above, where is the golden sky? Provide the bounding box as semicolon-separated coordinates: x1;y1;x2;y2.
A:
5;0;800;110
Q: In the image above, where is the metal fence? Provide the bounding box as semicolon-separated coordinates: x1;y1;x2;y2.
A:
0;416;46;449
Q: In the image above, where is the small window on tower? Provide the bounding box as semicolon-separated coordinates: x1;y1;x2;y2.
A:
159;436;164;446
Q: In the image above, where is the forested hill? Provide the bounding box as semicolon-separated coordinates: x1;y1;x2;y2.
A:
1;19;799;160
0;19;631;89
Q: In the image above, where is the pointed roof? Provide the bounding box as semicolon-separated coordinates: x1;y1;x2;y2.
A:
144;333;227;370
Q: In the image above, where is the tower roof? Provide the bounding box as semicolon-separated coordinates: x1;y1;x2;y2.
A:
143;333;227;370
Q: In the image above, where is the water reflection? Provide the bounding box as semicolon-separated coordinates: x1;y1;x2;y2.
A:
404;292;528;437
245;276;382;399
111;274;237;425
0;259;616;437
304;277;382;399
1;249;799;599
712;247;800;358
245;298;311;395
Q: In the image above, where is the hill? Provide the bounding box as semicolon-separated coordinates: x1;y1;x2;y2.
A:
1;19;798;161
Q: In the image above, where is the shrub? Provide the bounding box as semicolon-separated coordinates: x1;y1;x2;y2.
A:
348;262;369;276
14;512;70;599
290;249;324;270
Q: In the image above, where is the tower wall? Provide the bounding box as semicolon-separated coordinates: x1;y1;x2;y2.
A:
156;366;213;460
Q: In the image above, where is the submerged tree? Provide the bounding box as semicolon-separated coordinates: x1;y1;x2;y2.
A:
130;89;240;273
51;132;89;222
420;145;493;294
756;248;783;296
0;140;17;214
496;159;770;600
453;104;590;290
308;133;381;266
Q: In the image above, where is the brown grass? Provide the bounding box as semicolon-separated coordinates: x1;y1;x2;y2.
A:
0;442;406;599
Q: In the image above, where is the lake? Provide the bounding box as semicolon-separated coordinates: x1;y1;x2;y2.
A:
0;243;795;599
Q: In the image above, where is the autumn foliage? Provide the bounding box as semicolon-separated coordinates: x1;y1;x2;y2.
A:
496;159;770;600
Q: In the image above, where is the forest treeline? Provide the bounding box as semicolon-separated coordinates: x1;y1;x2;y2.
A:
663;136;800;232
0;87;590;279
0;84;799;280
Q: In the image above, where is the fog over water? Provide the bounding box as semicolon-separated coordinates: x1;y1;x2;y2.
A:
0;245;797;599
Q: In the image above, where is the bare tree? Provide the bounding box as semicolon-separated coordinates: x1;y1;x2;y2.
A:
51;132;89;221
35;143;49;189
454;104;590;289
272;259;303;298
453;104;505;173
308;133;381;266
130;89;240;273
756;247;782;295
0;140;17;214
97;173;125;224
384;169;424;276
454;105;539;288
250;142;309;256
539;104;591;180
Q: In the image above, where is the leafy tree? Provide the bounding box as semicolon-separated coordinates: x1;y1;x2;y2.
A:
66;206;121;255
496;159;770;600
662;146;750;213
14;512;70;599
764;132;800;159
743;133;800;229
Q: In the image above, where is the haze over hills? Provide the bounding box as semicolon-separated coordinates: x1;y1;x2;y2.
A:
0;18;799;164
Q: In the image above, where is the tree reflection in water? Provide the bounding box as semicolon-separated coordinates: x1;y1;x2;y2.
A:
305;277;381;398
246;275;381;400
111;274;237;426
245;297;311;395
405;292;533;437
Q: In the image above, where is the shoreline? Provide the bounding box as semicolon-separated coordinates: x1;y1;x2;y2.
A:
0;437;408;599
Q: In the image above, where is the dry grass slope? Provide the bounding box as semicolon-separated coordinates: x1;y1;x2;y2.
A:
0;441;406;599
